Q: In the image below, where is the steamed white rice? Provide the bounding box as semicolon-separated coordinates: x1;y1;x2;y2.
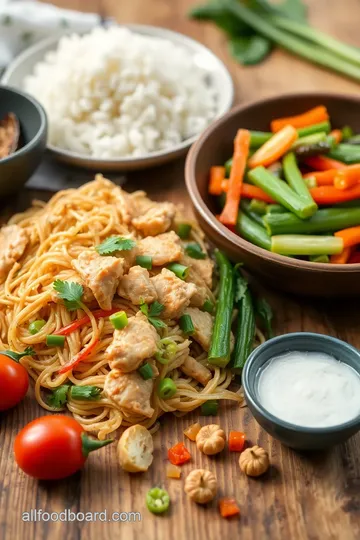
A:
24;26;218;158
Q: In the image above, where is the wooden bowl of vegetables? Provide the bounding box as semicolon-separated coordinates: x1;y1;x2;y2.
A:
185;93;360;297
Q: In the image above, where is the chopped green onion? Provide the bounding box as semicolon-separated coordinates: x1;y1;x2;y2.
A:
179;314;195;335
177;223;192;240
159;338;178;360
70;386;101;400
136;255;153;270
167;263;189;280
138;362;154;380
185;242;206;260
155;351;169;365
249;199;267;215
202;299;215;314
200;400;219;416
29;319;46;335
46;334;65;347
146;487;170;514
109;311;128;330
157;378;177;399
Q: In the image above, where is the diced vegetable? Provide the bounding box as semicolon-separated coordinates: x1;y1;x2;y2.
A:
219;129;251;226
228;431;246;452
109;311;128;330
177;223;192;240
334;225;360;247
168;442;191;465
249;166;317;219
219;498;240;518
54;309;119;336
310;184;360;205
334;165;360;190
179;314;195;335
271;235;343;256
46;335;65;347
330;247;352;264
282;152;317;211
157;378;177;399
236;212;271;251
208;250;234;368
209;166;226;196
232;269;255;373
184;422;201;441
185;242;206;259
202;299;215;314
29;319;46;335
138;362;154;380
136;255;153;270
270;106;329;133
167;263;189;280
264;207;360;235
248;125;298;169
166;463;181;479
200;400;219;416
146;487;170;514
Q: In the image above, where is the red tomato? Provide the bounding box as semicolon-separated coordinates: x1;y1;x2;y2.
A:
0;354;29;411
14;415;112;480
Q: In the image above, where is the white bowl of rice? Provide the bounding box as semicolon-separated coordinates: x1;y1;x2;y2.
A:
2;24;234;171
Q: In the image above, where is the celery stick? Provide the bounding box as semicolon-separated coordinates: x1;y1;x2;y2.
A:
282;152;317;209
271;235;343;255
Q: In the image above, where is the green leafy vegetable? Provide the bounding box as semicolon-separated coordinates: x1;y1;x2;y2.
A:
189;2;254;37
53;280;84;311
70;386;101;400
256;297;274;339
48;385;70;408
229;35;271;65
140;301;167;330
95;236;136;255
1;347;35;362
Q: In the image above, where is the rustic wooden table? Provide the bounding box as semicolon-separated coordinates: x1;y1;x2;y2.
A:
1;1;360;539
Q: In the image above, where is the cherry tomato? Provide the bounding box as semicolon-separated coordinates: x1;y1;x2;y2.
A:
14;415;113;480
0;353;29;411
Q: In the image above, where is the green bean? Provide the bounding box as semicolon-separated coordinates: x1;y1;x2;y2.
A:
240;201;266;228
297;121;331;137
232;270;255;374
249;198;267;215
236;211;271;250
266;204;287;214
282;152;317;210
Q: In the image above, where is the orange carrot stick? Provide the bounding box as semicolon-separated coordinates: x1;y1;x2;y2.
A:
304;156;345;171
310;184;360;205
219;129;250;226
303;169;338;186
248;125;298;169
334;226;360;248
209;166;226;196
270;106;329;133
330;247;352;264
330;129;342;144
334;164;360;190
241;183;275;203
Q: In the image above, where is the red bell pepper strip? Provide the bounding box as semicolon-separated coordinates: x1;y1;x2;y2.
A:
58;338;100;374
54;309;119;336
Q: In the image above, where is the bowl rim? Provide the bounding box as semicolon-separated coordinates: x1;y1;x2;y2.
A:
242;331;360;434
185;91;360;271
2;24;234;167
0;84;47;164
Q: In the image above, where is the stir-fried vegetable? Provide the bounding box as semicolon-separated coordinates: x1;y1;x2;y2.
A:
109;311;128;330
271;235;343;256
271;106;329;133
248;125;298;169
236;211;271;251
264;208;360;235
232;269;255;373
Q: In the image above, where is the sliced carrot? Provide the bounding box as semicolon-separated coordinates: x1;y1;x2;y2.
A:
241;183;275;203
310;184;360;205
330;129;342;144
248;125;298;169
330;247;352;264
221;179;229;192
209;166;226;196
270;106;329;133
219;498;240;518
334;165;360;190
304;156;345;171
58;338;99;374
228;431;246;452
219;129;251;226
303;169;338;186
334;226;360;248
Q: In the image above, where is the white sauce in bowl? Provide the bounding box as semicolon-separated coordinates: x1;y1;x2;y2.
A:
257;351;360;428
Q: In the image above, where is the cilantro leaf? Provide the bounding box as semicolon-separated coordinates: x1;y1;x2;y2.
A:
140;301;166;330
96;236;136;256
148;301;165;318
48;385;70;409
140;302;149;317
1;346;35;362
149;317;167;330
70;386;101;400
53;280;84;311
185;242;207;260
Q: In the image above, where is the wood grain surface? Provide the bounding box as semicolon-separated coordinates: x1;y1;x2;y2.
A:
1;1;360;539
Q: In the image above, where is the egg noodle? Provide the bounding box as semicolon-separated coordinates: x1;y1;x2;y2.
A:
0;175;264;439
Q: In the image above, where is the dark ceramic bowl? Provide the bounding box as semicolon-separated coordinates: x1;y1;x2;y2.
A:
185;93;360;297
242;332;360;450
0;85;47;197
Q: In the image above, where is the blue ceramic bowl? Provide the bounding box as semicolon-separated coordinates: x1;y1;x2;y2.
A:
0;85;47;197
243;333;360;450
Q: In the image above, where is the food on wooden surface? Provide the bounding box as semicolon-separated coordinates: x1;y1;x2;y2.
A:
0;112;20;159
168;442;191;465
196;424;226;455
257;351;360;428
146;487;170;514
183;422;202;441
0;175;269;440
208;106;360;263
166;463;182;479
24;27;217;159
228;431;246;452
218;497;240;518
184;469;217;504
239;446;270;477
118;424;154;472
14;416;113;480
0;349;31;411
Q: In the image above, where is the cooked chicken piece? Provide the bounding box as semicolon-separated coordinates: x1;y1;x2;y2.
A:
181;253;213;288
0;225;28;280
105;311;159;372
151;268;196;319
137;231;182;266
104;369;154;418
132;202;176;236
186;268;209;308
117;266;157;305
72;250;124;310
180;356;212;386
184;307;213;351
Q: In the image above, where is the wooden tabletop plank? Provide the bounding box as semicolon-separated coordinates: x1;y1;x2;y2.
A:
2;1;360;539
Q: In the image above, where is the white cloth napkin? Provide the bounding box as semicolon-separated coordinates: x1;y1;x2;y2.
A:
0;0;100;69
